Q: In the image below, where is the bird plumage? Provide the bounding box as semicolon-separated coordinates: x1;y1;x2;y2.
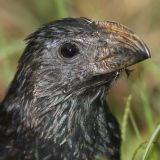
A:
0;18;150;160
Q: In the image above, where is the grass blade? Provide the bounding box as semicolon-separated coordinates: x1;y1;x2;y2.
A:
121;95;132;142
142;124;160;160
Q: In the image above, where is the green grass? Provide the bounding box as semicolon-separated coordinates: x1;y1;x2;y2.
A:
143;124;160;160
121;95;160;160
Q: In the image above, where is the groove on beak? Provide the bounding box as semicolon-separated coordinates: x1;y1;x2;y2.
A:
93;21;150;74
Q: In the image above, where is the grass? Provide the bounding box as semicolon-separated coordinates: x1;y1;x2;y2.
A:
143;124;160;160
121;95;160;160
0;0;159;159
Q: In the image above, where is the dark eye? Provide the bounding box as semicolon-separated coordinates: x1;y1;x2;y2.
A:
60;43;79;58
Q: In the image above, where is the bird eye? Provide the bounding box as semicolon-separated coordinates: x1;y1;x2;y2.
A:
60;43;79;58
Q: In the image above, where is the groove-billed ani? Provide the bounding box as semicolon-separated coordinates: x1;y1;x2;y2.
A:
0;18;150;160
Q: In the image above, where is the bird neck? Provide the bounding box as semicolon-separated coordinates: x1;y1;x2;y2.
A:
34;86;107;139
32;86;121;159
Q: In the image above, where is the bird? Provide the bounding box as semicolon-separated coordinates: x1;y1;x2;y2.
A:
0;17;150;160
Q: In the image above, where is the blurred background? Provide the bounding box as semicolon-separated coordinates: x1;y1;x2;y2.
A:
0;0;159;159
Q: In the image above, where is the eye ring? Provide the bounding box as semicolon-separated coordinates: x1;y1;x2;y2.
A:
59;42;79;59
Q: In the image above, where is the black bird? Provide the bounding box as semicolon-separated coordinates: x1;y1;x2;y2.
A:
0;18;150;160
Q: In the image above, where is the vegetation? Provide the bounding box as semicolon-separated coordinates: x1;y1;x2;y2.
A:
0;0;159;159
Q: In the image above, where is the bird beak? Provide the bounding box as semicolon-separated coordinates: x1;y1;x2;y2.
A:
93;21;151;74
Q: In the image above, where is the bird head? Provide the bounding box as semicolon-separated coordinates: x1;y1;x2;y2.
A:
3;18;150;132
19;18;150;97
